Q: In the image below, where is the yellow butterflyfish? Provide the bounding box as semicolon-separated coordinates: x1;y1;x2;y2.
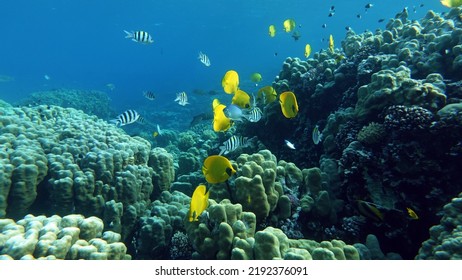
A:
329;34;334;53
441;0;462;7
406;207;419;220
212;99;233;132
188;184;209;222
250;72;262;83
202;155;236;184
268;25;276;37
356;200;384;222
257;86;277;105
232;89;251;109
222;70;239;94
283;19;296;32
279;91;299;118
304;43;312;58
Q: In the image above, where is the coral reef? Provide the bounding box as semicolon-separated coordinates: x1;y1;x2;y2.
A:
0;214;130;260
416;192;462;260
0;104;176;241
18;88;114;119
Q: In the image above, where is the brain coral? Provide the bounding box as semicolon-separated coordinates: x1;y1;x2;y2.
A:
0;102;174;240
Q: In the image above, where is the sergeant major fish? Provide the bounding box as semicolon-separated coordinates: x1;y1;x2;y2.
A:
219;135;249;155
124;30;154;44
110;109;144;127
244;106;262;123
175;91;189;106
143;91;156;100
198;51;211;67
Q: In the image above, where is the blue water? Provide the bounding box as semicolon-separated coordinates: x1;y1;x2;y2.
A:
0;0;446;119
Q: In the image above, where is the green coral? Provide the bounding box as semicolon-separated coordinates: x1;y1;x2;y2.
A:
355;66;446;120
416;192;462;260
357;122;386;145
233;150;283;221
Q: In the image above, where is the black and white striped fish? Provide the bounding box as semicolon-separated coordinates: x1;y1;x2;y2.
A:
110;109;144;127
219;135;249;155
198;51;211;67
174;91;189;106
244;107;262;122
143;91;156;100
124;30;154;44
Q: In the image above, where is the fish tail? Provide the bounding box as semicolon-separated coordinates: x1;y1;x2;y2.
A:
109;119;120;126
123;30;133;38
218;146;225;155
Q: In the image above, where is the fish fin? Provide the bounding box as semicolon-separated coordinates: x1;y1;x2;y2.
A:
123;30;133;38
109;119;120;126
218;146;225;156
131;38;138;42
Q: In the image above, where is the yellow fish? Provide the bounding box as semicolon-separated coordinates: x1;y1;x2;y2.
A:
329;34;334;53
304;44;312;58
283;19;296;32
231;89;251;109
188;184;209;222
202;155;236;184
406;207;419;220
250;72;262;83
222;70;239;94
279;91;299;118
257;86;277;105
212;99;233;132
152;131;159;137
268;25;276;37
356;200;384;222
441;0;462;7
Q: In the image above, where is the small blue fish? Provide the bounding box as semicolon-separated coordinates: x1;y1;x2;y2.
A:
223;104;244;121
285;140;296;149
312;125;323;145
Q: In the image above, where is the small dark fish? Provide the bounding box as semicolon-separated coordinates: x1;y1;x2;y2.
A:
143;91;156;100
322;23;327;28
330;5;335;11
274;52;278;56
190;112;213;127
328;12;334;17
291;31;301;41
365;3;373;9
420;3;424;8
345;26;351;31
378;18;385;23
357;14;362;19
